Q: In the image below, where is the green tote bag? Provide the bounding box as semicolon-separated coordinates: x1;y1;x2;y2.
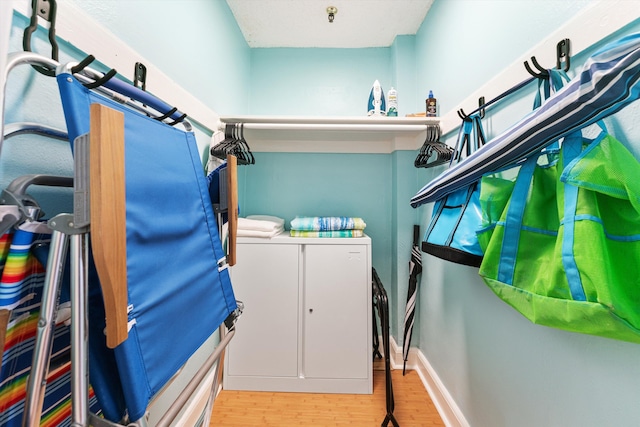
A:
478;126;640;343
477;69;569;250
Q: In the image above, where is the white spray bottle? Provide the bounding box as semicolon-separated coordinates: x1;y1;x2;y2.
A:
387;87;398;116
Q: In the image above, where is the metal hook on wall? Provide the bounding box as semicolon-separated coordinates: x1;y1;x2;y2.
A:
22;0;59;77
478;96;485;119
556;38;571;72
524;38;572;78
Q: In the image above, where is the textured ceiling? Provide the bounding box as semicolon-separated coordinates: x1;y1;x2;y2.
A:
225;0;434;48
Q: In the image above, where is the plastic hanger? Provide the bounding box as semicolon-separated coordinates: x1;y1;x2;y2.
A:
210;123;255;165
414;124;453;168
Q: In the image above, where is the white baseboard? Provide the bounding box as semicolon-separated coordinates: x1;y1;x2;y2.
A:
385;336;470;427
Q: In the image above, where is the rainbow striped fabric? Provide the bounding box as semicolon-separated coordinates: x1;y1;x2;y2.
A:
1;357;102;426
0;225;48;311
0;223;102;425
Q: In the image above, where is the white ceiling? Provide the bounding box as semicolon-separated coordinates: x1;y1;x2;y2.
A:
225;0;434;48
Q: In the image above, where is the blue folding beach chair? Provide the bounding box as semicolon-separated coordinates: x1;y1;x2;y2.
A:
52;65;239;425
1;47;239;426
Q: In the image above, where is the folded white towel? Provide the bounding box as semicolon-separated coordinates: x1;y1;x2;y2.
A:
246;215;285;228
238;217;284;232
221;216;286;244
237;226;284;238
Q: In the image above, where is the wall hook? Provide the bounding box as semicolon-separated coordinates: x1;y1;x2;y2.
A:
556;38;571;72
23;0;59;76
134;62;147;91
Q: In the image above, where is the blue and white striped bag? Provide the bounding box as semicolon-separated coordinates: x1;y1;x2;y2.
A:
411;32;640;208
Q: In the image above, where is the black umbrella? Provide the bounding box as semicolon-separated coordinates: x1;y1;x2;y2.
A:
402;225;422;375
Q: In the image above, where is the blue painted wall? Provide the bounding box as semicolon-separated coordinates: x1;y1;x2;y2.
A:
237;152;393;279
67;0;251;115
414;0;597;115
249;47;391;116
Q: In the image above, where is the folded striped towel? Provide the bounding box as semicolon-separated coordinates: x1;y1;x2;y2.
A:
290;229;364;238
290;216;366;231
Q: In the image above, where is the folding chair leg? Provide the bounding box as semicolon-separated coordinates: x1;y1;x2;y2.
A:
372;300;381;359
23;228;69;426
198;325;226;427
35;213;91;427
382;413;400;427
372;269;399;427
70;232;90;427
155;329;235;427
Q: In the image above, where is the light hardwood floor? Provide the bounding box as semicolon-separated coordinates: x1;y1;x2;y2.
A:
210;369;444;426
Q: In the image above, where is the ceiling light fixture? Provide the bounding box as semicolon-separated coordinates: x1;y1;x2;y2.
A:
326;6;337;23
